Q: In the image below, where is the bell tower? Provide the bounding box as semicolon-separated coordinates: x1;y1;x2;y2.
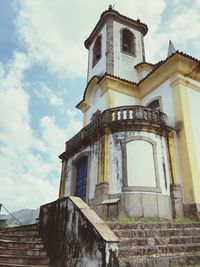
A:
85;6;148;83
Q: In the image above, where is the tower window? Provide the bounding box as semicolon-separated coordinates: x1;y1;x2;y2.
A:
92;35;102;67
121;29;136;56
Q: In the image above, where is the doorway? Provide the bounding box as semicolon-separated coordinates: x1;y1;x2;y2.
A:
75;157;88;202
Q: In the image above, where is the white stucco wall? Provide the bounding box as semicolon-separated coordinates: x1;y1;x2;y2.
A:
113;21;144;83
142;80;175;127
114;91;136;106
86;86;107;124
86;89;137;124
88;24;107;81
187;88;200;168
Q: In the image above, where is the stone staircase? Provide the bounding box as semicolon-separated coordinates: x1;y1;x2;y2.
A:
0;223;50;267
109;222;200;267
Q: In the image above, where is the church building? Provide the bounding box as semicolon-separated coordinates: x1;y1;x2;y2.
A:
59;7;200;220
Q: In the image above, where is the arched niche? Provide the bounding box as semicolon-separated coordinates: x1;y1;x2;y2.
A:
122;136;161;193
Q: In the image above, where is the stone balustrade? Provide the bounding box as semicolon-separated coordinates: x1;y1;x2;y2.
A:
64;105;169;156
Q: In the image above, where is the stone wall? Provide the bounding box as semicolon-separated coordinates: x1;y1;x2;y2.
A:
39;196;119;267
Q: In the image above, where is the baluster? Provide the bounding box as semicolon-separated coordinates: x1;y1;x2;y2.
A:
132;107;136;120
154;110;158;123
110;111;115;121
112;110;117;121
129;108;132;119
113;110;117;121
143;108;148;120
117;110;120;120
147;109;151;121
138;106;142;120
122;109;125;120
126;108;130;120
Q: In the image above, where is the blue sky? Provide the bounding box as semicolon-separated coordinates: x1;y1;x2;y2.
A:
0;0;200;212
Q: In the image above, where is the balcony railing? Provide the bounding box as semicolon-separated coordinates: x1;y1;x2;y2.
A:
65;105;168;153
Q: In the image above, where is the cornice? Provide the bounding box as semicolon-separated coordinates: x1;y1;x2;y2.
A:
84;9;148;49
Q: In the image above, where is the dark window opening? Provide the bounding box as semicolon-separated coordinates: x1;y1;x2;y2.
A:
93;35;102;67
121;29;135;56
147;99;160;111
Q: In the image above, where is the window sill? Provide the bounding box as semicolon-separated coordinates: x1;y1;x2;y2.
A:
122;186;162;193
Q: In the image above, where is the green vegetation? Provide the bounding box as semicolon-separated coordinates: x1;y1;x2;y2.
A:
105;216;199;224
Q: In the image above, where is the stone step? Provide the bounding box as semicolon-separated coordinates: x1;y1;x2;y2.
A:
0;239;44;249
119;243;200;257
109;222;200;230
0;264;50;267
0;255;50;265
0;247;47;257
4;224;38;232
114;228;200;238
1;230;39;236
120;235;200;247
0;234;42;242
119;251;200;267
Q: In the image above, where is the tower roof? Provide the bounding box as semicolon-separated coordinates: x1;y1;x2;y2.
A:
84;8;148;49
167;40;176;58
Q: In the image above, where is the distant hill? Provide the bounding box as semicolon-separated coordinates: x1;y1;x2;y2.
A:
0;208;39;225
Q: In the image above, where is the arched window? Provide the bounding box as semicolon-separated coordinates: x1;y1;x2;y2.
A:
92;35;102;67
146;98;161;111
121;29;136;56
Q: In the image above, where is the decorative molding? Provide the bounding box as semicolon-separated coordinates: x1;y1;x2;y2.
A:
122;186;162;193
60;105;173;158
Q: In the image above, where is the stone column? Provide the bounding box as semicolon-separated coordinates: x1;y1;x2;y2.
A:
94;133;109;216
59;159;67;198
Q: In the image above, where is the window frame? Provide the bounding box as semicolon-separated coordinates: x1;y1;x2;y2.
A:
120;28;136;57
92;35;102;68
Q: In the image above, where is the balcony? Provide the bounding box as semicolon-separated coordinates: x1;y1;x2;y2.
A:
63;105;171;157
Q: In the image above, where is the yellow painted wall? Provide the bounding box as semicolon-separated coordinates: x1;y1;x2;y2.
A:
171;76;200;204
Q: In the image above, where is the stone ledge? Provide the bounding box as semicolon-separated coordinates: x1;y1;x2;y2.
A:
69;196;119;243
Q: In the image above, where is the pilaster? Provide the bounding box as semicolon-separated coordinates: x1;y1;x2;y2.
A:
171;75;200;206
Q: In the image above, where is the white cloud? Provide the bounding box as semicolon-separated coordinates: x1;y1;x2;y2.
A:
35;83;64;108
0;52;33;154
40;116;66;160
14;0;166;75
170;8;200;42
0;51;82;212
0;52;58;211
39;111;82;161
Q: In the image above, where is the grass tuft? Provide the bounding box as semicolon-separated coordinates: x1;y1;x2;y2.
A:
105;216;199;224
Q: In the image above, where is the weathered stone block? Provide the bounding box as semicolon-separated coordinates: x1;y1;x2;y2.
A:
124;193;143;217
143;194;158;218
157;195;172;219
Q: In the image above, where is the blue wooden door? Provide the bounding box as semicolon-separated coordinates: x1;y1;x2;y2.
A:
75;157;88;202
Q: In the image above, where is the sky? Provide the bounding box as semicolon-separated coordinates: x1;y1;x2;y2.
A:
0;0;200;213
